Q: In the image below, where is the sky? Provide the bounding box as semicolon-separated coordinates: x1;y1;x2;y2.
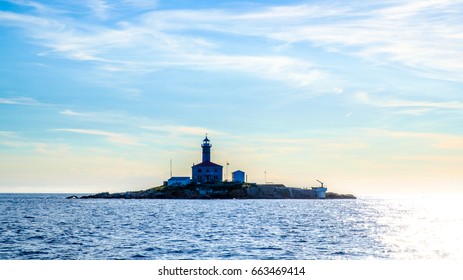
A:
1;0;463;195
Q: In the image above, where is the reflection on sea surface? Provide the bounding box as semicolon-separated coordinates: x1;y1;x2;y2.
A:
0;194;462;259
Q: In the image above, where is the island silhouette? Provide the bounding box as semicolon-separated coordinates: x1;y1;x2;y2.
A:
74;136;355;200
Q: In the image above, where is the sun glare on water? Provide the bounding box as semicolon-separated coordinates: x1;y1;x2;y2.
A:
375;196;463;259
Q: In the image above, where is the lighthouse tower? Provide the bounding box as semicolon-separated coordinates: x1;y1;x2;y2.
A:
201;135;211;162
191;135;223;183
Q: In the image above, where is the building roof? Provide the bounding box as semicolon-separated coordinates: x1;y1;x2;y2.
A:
192;161;223;168
168;177;191;180
232;170;245;174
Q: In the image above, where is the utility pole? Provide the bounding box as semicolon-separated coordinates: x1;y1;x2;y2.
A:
170;159;172;178
264;171;267;184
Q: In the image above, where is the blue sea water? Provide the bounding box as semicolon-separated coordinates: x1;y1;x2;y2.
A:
1;194;462;260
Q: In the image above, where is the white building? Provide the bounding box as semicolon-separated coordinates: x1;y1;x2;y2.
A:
232;170;245;183
167;177;191;187
313;187;327;198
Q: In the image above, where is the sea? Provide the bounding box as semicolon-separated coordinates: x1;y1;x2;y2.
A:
1;193;462;260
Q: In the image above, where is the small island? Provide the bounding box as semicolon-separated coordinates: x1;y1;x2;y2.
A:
75;136;355;200
78;182;356;199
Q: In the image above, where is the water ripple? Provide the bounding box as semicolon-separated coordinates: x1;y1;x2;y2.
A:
1;194;463;259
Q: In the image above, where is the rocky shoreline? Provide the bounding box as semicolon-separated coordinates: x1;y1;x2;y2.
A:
73;182;356;200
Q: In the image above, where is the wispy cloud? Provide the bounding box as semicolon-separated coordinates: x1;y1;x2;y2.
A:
0;130;60;151
0;130;18;138
0;3;329;88
58;109;225;139
0;96;43;105
365;128;463;150
59;109;84;116
85;0;159;20
87;0;111;20
262;1;463;81
58;109;151;125
3;0;60;14
178;54;325;87
140;125;224;137
356;92;463;111
58;109;127;120
52;128;141;146
0;10;60;29
2;1;463;98
2;2;461;98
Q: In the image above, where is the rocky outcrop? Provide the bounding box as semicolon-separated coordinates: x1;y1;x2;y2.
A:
246;184;317;199
78;183;356;200
325;192;357;199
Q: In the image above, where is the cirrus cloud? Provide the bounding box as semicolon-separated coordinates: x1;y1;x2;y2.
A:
52;128;141;146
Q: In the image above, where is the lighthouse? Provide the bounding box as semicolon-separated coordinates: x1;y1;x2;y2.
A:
201;135;211;162
191;135;223;183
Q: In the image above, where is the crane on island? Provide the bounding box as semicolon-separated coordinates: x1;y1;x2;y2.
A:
316;180;324;188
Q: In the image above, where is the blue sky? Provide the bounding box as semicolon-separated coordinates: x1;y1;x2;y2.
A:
1;0;463;194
